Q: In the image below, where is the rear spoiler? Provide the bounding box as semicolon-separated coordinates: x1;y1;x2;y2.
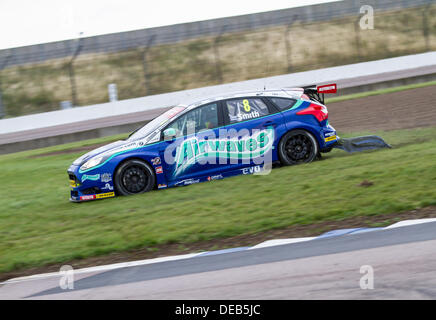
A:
302;83;337;105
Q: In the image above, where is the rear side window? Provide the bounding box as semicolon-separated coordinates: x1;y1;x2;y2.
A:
269;97;297;111
225;98;269;124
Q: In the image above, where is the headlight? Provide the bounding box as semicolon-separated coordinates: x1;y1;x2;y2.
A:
80;156;104;171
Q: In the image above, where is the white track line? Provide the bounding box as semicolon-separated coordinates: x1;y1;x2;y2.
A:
249;237;316;249
2;252;203;284
384;218;436;229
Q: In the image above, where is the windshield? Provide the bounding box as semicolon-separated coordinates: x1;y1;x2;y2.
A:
127;106;186;141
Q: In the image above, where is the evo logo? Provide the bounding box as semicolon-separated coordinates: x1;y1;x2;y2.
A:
242;165;263;175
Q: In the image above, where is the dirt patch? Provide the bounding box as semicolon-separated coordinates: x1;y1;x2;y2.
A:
328;85;436;133
358;180;374;187
1;206;435;282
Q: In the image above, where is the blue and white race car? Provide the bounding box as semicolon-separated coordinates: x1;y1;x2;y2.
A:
67;84;389;202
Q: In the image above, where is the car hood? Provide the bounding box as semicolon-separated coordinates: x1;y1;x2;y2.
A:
72;140;133;166
72;127;161;168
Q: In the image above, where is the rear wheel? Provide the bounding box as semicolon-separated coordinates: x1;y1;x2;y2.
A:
279;130;318;165
114;159;155;196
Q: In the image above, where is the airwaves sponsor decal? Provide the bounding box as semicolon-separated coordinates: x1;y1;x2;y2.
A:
173;129;274;176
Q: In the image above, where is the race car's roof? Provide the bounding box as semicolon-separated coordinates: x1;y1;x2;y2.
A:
185;88;304;110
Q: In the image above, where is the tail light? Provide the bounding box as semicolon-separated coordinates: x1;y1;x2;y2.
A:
296;103;328;122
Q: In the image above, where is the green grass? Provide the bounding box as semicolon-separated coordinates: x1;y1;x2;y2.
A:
0;127;435;273
326;81;436;104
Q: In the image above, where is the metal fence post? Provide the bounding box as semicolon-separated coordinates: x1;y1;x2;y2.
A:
422;4;431;51
67;34;84;107
0;53;12;119
284;15;299;73
142;35;156;96
354;16;362;61
0;90;4;119
213;26;227;84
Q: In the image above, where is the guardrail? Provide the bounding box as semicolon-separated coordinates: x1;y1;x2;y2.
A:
0;51;435;154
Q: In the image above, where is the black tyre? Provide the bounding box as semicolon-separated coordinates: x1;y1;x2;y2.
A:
278;130;318;165
114;159;155;196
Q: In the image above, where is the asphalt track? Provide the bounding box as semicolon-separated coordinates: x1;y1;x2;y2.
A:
2;221;436;299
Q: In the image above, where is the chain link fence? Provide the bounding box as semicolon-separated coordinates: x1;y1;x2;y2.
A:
0;2;435;118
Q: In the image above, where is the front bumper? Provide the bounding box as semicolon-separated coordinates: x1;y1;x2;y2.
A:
68;165;115;202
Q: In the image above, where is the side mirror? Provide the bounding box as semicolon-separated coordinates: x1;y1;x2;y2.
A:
163;128;177;140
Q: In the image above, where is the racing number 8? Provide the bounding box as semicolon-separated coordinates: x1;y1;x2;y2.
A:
242;99;251;112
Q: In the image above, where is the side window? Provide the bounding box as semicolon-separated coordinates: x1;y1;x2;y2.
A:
164;103;218;137
269;97;297;111
225;98;269;124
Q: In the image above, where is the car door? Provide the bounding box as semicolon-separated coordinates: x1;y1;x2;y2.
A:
219;96;287;174
158;102;225;184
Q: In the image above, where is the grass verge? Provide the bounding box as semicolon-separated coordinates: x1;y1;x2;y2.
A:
1;127;435;273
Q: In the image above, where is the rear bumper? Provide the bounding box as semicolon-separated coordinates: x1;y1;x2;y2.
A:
320;124;338;149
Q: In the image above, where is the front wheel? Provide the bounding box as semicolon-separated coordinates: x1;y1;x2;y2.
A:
114;159;155;196
278;130;318;165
